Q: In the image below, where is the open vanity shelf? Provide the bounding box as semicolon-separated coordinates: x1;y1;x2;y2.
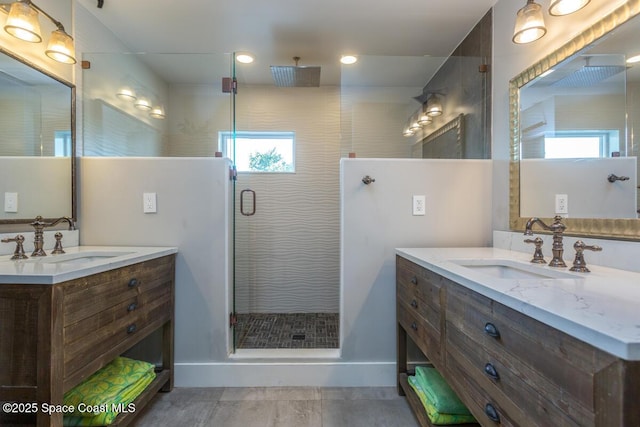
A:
0;251;176;427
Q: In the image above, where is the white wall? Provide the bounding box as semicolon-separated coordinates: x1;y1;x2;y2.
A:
341;159;493;362
79;158;233;361
491;0;630;232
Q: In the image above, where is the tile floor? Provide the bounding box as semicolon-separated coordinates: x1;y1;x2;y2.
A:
235;313;339;349
130;387;420;427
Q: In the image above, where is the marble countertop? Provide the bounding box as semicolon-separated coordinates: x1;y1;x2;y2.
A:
0;245;177;284
396;247;640;361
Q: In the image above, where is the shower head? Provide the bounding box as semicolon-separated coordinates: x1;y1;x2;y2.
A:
270;56;321;87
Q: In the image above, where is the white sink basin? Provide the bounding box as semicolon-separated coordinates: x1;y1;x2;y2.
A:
452;259;578;280
27;251;134;265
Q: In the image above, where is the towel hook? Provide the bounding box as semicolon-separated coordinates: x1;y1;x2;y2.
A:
362;175;375;185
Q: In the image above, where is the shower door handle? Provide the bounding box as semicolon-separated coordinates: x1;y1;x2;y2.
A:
240;189;256;216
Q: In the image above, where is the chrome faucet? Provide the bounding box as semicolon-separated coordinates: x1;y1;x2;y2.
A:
524;216;567;267
30;215;76;257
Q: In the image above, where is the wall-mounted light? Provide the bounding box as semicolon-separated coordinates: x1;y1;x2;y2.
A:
512;0;546;44
417;108;432;126
1;0;76;64
149;106;165;119
627;54;640;65
548;0;590;16
116;86;137;101
426;94;443;117
134;96;152;111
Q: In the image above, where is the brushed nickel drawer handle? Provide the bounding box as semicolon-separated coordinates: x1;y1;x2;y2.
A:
126;324;137;334
484;363;500;381
411;322;418;331
411;299;418;309
484;322;500;339
484;403;500;423
411;276;418;285
128;278;139;288
127;302;138;312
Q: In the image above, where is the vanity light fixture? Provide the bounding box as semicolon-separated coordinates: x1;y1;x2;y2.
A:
133;96;152;111
512;0;547;44
417;108;432;126
340;55;358;65
426;94;443;117
548;0;590;16
116;86;137;101
1;0;76;64
149;106;165;119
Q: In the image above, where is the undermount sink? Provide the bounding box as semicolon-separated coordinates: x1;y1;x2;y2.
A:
452;259;578;280
27;251;134;265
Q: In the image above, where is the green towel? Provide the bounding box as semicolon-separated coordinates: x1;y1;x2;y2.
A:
415;366;471;416
408;375;476;425
63;357;155;421
63;370;155;426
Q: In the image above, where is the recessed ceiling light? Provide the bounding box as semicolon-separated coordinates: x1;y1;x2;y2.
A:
340;55;358;65
627;54;640;64
236;53;254;64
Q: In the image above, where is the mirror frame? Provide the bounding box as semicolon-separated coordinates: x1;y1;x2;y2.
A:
509;0;640;240
0;47;76;226
421;113;465;159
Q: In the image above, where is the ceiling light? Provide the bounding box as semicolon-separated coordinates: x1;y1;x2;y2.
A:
512;0;547;44
2;1;76;64
4;1;41;42
548;0;590;16
236;53;254;64
340;55;358;65
627;54;640;64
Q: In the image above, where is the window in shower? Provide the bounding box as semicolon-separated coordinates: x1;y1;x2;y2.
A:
219;131;295;172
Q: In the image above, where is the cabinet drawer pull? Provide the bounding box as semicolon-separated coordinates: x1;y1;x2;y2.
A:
128;278;139;288
126;324;137;334
411;276;418;285
484;322;500;339
411;299;418;309
411;322;418;331
484;403;500;423
127;302;138;312
484;363;500;381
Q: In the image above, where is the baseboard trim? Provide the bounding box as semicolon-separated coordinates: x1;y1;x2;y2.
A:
175;361;396;387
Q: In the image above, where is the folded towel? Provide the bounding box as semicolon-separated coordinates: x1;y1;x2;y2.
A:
408;375;476;425
63;357;155;417
415;366;471;416
63;369;155;426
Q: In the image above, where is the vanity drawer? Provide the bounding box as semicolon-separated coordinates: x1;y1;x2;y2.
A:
396;256;443;311
62;255;175;326
446;283;616;419
398;301;442;365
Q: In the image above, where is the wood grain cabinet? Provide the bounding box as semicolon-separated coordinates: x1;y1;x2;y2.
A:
396;255;640;427
0;254;176;427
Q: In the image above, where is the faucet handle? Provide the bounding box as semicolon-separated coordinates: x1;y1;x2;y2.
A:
1;234;28;260
51;232;65;255
524;237;546;264
569;240;602;273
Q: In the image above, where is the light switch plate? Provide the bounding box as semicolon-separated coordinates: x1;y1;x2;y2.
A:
4;192;18;213
143;192;157;213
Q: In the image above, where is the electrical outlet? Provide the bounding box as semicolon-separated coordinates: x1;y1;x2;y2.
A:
555;194;568;214
143;192;157;213
4;192;18;213
412;195;426;216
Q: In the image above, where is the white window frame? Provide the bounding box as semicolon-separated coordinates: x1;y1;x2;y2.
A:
219;131;296;173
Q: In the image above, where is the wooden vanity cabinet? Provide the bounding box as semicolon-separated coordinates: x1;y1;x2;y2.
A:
396;255;640;427
0;254;176;427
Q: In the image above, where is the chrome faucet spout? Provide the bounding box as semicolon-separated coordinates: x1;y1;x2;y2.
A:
523;215;567;268
30;216;76;257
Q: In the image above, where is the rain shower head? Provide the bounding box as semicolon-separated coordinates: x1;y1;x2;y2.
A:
270;56;321;87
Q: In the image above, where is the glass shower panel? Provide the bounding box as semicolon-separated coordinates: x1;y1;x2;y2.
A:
231;54;341;351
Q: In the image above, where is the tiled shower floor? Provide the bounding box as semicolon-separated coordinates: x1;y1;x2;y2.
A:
235;313;339;349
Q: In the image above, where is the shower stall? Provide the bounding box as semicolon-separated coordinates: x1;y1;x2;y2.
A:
231;54;341;350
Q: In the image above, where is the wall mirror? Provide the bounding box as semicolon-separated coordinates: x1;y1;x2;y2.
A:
0;48;75;227
510;0;640;239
